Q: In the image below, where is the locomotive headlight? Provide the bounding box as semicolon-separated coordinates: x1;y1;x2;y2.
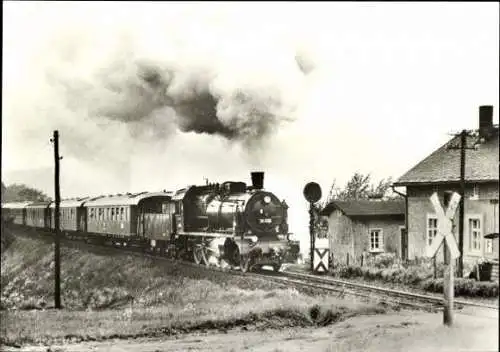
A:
264;196;271;204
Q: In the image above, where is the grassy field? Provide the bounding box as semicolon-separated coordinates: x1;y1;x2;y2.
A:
0;229;387;347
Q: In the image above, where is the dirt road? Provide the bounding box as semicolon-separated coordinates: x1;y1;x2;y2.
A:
3;308;497;352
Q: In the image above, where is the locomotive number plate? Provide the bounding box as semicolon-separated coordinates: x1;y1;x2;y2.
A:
259;218;272;224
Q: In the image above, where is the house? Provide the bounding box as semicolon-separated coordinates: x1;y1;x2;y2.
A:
320;199;406;265
393;106;499;275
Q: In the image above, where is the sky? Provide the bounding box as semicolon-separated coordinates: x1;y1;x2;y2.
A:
2;2;499;250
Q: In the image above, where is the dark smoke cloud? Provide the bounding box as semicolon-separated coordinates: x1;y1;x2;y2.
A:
47;48;306;149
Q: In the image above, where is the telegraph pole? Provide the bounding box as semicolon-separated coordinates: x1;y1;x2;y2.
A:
51;130;61;309
458;130;466;278
447;129;478;277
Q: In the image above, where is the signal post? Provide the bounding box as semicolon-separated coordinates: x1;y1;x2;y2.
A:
303;182;329;274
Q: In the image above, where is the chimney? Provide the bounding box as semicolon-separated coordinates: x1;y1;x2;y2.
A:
251;172;264;190
479;105;493;139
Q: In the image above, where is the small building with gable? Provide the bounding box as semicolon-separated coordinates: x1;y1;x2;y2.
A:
320;199;406;265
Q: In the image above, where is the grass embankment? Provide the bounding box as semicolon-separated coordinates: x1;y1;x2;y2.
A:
0;229;386;347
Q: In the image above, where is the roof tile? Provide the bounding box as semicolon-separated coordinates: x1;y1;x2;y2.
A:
394;129;499;185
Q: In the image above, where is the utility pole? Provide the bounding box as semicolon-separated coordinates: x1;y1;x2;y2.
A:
458;130;466;278
50;130;61;309
447;129;478;277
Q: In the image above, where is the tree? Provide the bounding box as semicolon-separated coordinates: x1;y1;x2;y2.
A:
1;182;6;201
2;183;52;202
322;172;400;206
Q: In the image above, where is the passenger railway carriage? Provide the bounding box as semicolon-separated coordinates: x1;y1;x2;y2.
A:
49;198;89;233
84;192;173;240
1;202;31;225
26;201;51;228
1;172;299;272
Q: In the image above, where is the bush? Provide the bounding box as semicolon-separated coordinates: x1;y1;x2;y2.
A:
372;253;397;269
331;261;499;298
421;278;499;297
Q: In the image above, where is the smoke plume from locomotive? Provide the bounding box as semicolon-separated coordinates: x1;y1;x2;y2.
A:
42;31;307;151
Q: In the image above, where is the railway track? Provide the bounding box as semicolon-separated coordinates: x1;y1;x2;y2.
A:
5;226;499;314
279;271;499;311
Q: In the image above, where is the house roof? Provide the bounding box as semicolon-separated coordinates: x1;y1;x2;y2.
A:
394;128;499;186
321;199;405;217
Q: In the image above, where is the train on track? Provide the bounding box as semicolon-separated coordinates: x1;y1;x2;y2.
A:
1;172;300;272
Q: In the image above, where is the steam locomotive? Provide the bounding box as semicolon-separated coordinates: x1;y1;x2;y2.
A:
1;172;300;272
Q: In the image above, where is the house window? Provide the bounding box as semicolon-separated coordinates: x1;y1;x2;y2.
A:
468;217;482;252
369;229;383;252
485;239;493;253
427;216;438;246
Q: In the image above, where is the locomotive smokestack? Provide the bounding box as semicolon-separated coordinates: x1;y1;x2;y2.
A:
251;172;264;190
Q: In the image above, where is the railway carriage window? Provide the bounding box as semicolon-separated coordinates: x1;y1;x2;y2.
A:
116;207;119;220
111;208;115;220
120;207;124;220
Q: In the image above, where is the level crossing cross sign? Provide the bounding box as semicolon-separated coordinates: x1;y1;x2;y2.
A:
313;248;329;273
426;192;461;259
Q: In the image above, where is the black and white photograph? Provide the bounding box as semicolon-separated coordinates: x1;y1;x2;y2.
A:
1;2;498;351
